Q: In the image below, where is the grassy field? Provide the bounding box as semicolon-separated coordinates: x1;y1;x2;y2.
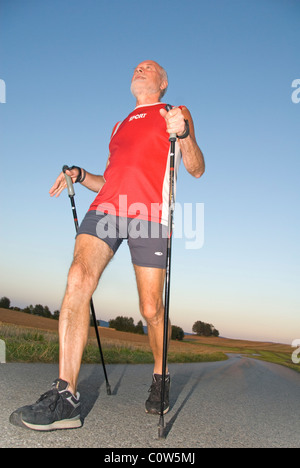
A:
0;322;227;365
0;309;298;373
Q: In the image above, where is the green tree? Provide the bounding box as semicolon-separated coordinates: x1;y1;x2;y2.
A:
42;305;52;319
0;297;10;309
53;310;60;320
33;304;52;318
203;323;212;337
135;320;145;335
171;325;184;341
192;320;220;337
23;305;34;315
212;327;220;337
109;316;136;333
192;321;205;336
109;316;146;334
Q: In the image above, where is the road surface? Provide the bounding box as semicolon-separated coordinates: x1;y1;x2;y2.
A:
1;354;300;448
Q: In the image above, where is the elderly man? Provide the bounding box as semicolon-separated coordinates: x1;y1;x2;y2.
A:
10;60;205;431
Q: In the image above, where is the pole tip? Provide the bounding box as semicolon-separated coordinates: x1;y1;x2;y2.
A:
158;415;166;439
158;426;165;439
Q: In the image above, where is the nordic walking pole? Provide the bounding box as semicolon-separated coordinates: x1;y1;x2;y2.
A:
62;165;112;396
158;105;177;439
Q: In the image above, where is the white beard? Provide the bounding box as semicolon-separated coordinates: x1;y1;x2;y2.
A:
130;79;160;98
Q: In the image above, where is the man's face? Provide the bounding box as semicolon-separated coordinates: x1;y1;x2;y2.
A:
131;61;167;98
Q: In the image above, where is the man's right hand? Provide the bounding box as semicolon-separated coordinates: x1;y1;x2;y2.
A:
49;167;80;198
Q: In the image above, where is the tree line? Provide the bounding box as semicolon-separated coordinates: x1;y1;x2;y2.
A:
108;316;185;341
0;296;60;320
109;316;145;335
0;296;220;340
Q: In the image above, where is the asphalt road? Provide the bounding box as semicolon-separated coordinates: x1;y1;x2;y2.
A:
1;355;300;448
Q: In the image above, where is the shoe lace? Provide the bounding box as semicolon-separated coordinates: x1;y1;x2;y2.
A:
148;380;161;399
37;390;60;412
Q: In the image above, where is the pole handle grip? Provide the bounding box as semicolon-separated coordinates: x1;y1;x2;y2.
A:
62;165;75;197
165;104;177;142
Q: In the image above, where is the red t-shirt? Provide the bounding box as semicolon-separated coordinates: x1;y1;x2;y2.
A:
89;102;182;225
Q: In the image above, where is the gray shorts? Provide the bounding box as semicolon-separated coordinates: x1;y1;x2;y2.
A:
77;210;169;269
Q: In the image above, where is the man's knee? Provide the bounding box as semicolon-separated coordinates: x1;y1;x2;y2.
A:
67;254;98;295
140;298;163;325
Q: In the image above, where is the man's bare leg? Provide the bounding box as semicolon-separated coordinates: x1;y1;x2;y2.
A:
59;234;114;394
134;265;170;375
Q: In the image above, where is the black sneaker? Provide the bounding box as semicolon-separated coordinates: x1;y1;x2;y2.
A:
9;378;82;431
145;374;170;415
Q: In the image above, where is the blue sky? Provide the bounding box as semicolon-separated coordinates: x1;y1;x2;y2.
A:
0;0;299;343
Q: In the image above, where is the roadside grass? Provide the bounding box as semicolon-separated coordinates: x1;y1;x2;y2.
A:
0;324;227;365
0;325;59;363
1;323;298;373
249;350;300;373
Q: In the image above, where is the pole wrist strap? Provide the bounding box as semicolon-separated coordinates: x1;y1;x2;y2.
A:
69;165;86;183
177;119;190;139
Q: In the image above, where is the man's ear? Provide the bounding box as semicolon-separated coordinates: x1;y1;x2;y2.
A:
160;80;168;93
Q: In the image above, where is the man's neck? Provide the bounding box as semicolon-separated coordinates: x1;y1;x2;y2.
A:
135;93;161;107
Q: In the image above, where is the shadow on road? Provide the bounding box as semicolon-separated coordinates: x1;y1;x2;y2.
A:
77;363;206;436
165;366;205;438
78;365;128;421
